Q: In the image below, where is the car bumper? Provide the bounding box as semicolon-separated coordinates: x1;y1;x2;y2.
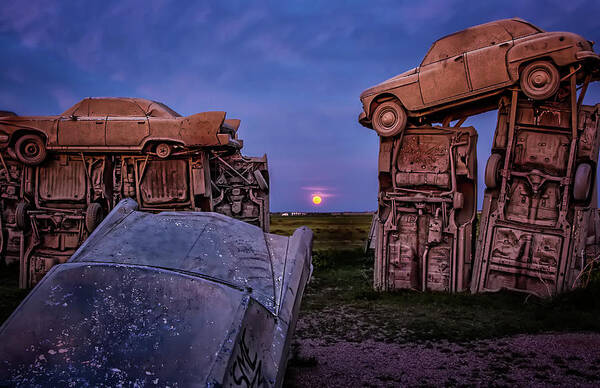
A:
576;51;600;61
358;112;373;129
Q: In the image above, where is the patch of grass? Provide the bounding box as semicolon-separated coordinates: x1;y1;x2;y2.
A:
270;214;372;251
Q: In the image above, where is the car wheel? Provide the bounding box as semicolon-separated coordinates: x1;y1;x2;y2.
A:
15;201;30;230
485;153;503;189
520;61;560;100
155;143;172;158
85;202;105;233
253;170;269;192
15;134;47;165
573;163;593;201
372;100;407;137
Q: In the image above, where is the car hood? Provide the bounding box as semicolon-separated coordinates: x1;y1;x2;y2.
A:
360;67;418;99
0;262;251;387
68;199;296;312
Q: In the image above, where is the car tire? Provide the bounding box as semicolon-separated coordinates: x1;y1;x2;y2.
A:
372;100;407;137
85;202;104;233
253;170;269;192
15;134;47;166
485;153;503;189
15;201;30;230
520;61;560;100
155;143;172;159
573;163;593;201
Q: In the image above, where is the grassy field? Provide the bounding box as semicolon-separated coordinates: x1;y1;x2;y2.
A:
270;213;372;251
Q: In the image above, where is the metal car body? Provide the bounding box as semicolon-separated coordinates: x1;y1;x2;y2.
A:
359;18;600;133
0;199;313;387
211;152;270;231
0;97;241;165
472;83;600;296
19;153;112;287
373;125;477;292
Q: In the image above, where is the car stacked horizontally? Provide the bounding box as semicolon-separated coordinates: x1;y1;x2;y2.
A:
0;98;271;287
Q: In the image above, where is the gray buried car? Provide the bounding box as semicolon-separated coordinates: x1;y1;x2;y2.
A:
0;199;313;387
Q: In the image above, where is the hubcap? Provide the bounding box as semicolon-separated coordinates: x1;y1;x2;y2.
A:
24;143;39;156
380;110;397;128
157;144;169;157
530;69;550;88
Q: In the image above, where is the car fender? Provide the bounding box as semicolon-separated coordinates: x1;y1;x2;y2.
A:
180;111;227;146
0;122;50;147
361;71;421;118
506;32;585;80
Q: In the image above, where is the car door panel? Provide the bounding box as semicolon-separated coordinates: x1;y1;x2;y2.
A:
106;117;149;147
467;42;513;90
419;55;470;105
57;117;106;146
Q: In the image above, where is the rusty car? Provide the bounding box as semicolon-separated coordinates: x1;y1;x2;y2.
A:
0;97;241;165
359;18;600;137
373;124;478;292
472;80;600;297
0;199;313;387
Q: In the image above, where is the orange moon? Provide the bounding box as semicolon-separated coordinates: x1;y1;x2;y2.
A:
312;195;322;205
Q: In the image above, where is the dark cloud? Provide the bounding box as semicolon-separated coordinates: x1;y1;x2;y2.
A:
1;0;599;211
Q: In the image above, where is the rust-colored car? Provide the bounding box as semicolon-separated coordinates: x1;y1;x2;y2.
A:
373;125;478;292
359;18;600;137
0;98;241;165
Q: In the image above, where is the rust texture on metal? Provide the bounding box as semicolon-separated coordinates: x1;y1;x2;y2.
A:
362;19;600;296
472;89;600;297
0;98;270;288
210;152;270;231
373;125;478;292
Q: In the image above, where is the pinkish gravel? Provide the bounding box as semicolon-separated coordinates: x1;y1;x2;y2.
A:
284;333;600;387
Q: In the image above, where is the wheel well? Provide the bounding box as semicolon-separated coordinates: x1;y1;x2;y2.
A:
369;93;401;119
517;56;557;76
142;139;184;151
10;130;47;147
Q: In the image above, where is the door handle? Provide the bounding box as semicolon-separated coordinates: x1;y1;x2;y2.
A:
137;121;145;124
499;42;510;48
454;55;464;62
96;121;103;124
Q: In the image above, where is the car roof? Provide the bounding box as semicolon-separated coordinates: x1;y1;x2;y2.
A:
61;97;181;117
422;18;543;65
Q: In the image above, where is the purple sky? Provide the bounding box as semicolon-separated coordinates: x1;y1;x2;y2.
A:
1;0;599;211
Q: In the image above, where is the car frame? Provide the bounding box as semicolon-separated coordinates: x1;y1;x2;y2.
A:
0;97;241;165
359;18;600;137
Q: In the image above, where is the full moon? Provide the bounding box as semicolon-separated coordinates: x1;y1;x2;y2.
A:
312;195;322;205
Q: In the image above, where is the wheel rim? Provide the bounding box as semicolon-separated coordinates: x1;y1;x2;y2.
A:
23;142;40;157
156;144;170;158
525;65;556;95
377;107;398;130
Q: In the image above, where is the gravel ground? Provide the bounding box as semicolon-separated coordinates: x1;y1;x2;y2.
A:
284;333;600;387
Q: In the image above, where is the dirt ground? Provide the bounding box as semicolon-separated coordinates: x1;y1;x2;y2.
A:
285;332;600;387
